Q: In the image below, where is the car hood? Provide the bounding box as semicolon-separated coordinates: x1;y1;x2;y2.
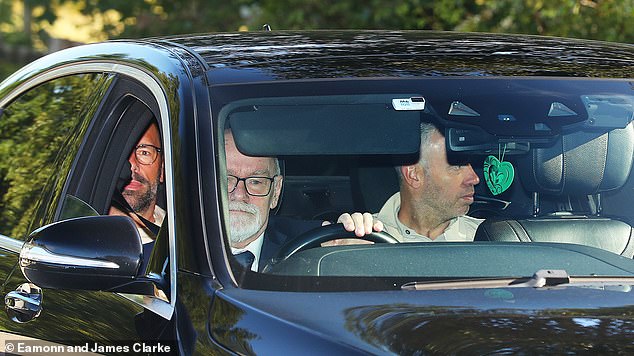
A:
213;284;634;354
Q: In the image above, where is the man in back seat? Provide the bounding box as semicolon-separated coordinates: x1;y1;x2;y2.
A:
109;121;165;244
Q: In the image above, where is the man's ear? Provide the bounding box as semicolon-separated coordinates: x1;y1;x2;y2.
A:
160;159;165;183
400;164;422;189
270;175;283;209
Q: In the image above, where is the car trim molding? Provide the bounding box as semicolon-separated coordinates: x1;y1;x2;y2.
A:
19;245;120;269
0;234;23;254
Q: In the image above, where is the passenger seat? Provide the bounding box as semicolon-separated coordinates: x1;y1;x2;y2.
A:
475;123;634;257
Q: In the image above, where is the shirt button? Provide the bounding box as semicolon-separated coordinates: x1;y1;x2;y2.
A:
405;230;410;234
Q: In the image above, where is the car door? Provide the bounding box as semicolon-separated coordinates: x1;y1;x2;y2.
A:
0;70;171;347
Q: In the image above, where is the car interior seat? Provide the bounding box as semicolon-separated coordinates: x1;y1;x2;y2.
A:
474;123;634;257
350;160;400;214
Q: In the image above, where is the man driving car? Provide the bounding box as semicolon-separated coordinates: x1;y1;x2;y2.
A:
225;129;382;271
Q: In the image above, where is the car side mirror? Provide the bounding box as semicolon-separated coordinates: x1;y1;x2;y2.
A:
20;216;143;291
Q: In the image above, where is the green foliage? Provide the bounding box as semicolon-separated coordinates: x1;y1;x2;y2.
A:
10;0;634;42
244;0;634;44
79;0;247;37
0;60;20;84
0;0;631;65
0;1;11;24
457;0;634;43
247;0;481;31
0;74;108;238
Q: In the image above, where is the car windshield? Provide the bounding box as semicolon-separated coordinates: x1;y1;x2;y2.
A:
213;77;634;291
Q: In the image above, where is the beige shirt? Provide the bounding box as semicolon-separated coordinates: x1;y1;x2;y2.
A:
376;193;483;242
139;205;166;244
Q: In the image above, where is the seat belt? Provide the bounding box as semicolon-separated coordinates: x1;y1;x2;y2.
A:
112;161;160;236
111;190;160;236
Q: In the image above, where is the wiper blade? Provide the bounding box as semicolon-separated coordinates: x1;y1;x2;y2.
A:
401;269;634;291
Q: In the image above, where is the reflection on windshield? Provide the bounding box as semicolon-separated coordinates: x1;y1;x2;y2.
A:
216;78;634;288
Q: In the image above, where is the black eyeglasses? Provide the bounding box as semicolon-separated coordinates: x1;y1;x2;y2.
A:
134;144;162;165
228;175;278;196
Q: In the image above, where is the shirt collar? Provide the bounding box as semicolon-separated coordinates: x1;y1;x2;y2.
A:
378;192;459;242
153;205;166;225
231;232;265;272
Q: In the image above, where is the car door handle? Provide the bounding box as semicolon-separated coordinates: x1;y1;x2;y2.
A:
4;283;43;323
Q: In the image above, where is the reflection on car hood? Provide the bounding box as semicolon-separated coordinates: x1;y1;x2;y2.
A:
341;303;634;354
215;285;634;354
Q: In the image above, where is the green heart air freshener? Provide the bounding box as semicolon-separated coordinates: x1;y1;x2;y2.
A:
483;154;514;195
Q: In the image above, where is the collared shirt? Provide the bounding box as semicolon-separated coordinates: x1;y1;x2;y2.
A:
139;205;167;244
231;232;265;272
376;192;483;242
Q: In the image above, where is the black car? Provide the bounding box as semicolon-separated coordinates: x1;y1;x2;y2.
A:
1;30;634;354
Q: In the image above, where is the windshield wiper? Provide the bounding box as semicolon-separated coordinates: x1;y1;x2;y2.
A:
401;269;634;291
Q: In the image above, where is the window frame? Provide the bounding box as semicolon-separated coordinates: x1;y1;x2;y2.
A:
0;63;177;320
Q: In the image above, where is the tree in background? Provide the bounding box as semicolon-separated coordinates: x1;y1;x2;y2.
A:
249;0;632;43
0;0;632;81
70;0;634;43
457;0;633;43
0;0;57;80
2;0;632;45
74;0;245;38
244;0;478;31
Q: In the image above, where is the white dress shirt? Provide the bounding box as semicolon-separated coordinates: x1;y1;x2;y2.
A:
231;232;265;272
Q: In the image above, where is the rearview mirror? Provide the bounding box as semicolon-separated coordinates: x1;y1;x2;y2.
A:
20;216;143;291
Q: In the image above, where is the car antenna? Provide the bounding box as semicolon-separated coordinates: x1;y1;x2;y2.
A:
262;24;272;31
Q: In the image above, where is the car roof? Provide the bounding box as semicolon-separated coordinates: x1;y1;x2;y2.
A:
145;30;634;84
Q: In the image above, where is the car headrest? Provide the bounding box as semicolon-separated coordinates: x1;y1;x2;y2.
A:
351;165;400;213
519;122;634;196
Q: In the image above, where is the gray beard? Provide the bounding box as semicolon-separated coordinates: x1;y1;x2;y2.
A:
123;174;158;215
229;201;263;246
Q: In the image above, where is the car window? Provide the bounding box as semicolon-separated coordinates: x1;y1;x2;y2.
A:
2;71;173;309
0;73;111;240
213;78;634;291
59;195;99;220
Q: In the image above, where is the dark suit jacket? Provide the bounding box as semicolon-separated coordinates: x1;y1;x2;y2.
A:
259;215;321;272
140;215;320;273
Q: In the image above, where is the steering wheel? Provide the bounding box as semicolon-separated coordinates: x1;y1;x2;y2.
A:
274;224;399;263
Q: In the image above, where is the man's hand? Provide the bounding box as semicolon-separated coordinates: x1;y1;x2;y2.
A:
321;212;383;246
332;212;383;237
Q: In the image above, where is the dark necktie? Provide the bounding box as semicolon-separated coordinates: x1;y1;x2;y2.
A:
234;251;256;270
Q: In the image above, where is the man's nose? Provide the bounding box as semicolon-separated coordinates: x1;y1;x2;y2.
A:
128;152;139;172
230;180;249;201
463;164;480;186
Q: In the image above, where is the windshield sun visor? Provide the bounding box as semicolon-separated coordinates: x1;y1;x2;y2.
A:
226;95;423;156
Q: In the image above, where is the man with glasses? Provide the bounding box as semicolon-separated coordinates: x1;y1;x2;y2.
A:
226;130;382;272
109;121;165;243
